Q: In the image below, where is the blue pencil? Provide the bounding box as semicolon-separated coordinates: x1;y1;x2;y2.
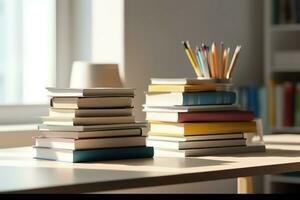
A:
195;47;206;77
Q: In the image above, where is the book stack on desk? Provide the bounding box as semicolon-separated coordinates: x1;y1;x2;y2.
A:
144;78;266;157
33;87;154;163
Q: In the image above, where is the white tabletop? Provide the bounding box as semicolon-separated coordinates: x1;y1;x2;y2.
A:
1;135;300;193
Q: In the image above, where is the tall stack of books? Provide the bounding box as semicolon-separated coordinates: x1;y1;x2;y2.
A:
33;87;154;163
144;78;266;157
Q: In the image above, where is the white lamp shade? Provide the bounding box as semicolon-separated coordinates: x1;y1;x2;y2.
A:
70;62;123;88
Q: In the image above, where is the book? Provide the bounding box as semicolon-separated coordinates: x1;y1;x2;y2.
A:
35;136;146;150
145;91;236;106
50;97;132;109
258;87;269;134
38;122;147;132
148;84;232;92
247;86;259;118
146;111;254;123
283;82;295;127
143;105;240;113
147;133;245;141
49;108;133;117
46;87;135;97
41;116;135;126
294;83;300;126
40;128;142;139
149;121;257;136
153;145;266;157
33;146;154;163
151;78;231;85
275;84;284;128
146;138;246;150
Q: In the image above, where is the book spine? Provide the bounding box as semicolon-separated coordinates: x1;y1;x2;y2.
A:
182;91;236;106
283;82;295;127
294;83;300;126
74;147;154;163
275;84;283;128
258;87;269;134
273;0;280;24
297;0;300;23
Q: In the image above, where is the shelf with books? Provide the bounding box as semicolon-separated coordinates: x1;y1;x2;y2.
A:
272;66;300;73
271;24;300;32
271;127;300;134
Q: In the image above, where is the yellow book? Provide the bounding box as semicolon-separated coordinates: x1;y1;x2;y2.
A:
148;84;231;92
149;121;257;136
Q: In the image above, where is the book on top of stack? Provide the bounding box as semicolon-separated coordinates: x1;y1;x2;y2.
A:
33;87;154;163
144;78;266;157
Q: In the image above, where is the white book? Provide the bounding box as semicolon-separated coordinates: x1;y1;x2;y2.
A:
40;128;142;139
35;136;146;150
154;145;266;157
143;105;240;113
41;116;135;126
38;122;147;132
49;108;133;118
47;87;135;97
50;97;132;109
147;133;245;142
151;78;231;85
146;138;246;150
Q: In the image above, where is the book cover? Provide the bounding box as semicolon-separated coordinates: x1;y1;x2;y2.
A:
148;84;232;92
149;121;257;136
275;84;284;128
41;116;135;126
34;146;154;163
294;83;300;126
46;87;135;97
146;138;246;150
35;136;146;150
283;82;295;127
146;91;236;106
146;111;255;123
154;145;266;157
38;122;147;132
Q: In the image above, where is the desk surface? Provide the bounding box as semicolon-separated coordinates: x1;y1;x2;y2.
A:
1;134;300;193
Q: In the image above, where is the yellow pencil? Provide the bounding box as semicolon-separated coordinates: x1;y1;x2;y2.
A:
211;43;218;78
226;46;241;79
182;41;202;77
186;41;203;77
223;48;229;78
220;42;224;79
209;50;216;78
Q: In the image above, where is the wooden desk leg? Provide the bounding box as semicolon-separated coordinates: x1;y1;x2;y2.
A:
237;177;254;194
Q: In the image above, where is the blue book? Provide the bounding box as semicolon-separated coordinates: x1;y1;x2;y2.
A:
34;146;154;163
247;86;259;118
146;91;236;106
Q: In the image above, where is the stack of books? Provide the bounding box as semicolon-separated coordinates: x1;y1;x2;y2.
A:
33;87;154;163
144;78;266;157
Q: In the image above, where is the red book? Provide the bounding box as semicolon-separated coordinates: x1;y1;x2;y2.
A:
283;82;295;127
146;111;255;123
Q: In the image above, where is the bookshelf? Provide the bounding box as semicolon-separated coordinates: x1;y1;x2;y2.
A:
264;0;300;193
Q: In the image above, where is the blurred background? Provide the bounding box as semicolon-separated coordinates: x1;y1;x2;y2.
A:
0;0;299;193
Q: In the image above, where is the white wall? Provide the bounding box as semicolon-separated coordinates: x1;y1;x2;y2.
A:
124;0;263;120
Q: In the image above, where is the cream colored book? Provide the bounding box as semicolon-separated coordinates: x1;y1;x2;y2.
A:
35;136;146;150
50;97;132;109
49;108;133;117
40;129;142;139
47;87;135;97
42;116;135;126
